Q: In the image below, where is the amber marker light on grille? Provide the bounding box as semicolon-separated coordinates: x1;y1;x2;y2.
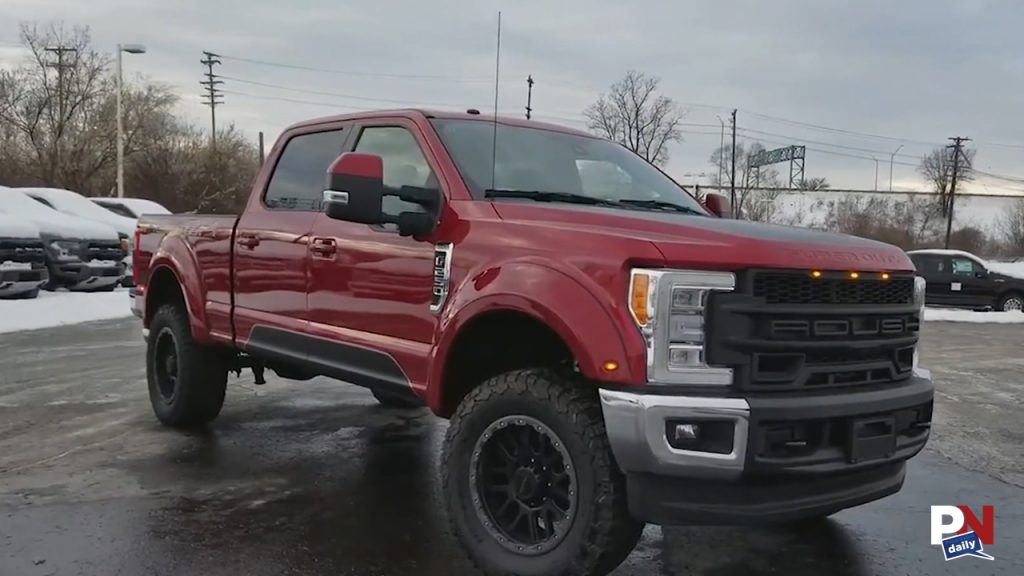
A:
881;272;890;280
811;270;823;278
849;271;860;279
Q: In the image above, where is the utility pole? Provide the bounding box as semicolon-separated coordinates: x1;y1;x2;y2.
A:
44;46;77;183
200;51;224;150
944;136;970;249
873;157;879;191
716;115;725;189
729;109;737;213
525;75;534;120
44;46;77;122
258;131;265;164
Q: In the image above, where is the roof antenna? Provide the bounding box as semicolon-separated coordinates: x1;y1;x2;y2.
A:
490;11;502;192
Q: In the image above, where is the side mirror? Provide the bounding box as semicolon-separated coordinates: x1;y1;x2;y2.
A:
976;270;988;279
704;193;732;218
322;152;385;224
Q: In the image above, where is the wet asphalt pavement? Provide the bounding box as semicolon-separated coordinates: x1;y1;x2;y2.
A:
1;318;1022;575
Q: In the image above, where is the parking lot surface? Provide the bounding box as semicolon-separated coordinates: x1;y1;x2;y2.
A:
1;318;1022;575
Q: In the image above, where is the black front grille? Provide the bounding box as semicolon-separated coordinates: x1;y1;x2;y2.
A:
707;270;920;392
84;241;123;261
753;272;913;305
0;238;46;264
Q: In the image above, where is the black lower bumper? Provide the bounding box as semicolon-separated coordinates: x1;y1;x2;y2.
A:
627;461;905;525
0;267;48;297
48;261;123;290
600;375;932;526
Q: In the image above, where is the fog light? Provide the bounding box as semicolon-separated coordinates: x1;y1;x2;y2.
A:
665;419;736;453
673;423;700;442
667;345;703;368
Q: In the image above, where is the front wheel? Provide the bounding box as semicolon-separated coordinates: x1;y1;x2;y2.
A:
998;292;1024;312
442;369;643;576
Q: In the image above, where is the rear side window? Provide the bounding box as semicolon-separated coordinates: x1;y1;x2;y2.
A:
265;129;348;211
914;255;945;274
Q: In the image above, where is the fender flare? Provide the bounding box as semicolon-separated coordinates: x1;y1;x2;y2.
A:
146;233;210;342
426;259;641;413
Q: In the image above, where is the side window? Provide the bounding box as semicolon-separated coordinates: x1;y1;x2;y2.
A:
353;126;435;218
265;129;348;211
916;255;943;274
951;257;977;276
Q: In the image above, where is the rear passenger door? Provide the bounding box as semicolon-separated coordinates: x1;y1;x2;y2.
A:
233;125;351;346
912;254;952;306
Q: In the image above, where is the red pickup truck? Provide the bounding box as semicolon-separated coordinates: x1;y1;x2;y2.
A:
132;109;933;576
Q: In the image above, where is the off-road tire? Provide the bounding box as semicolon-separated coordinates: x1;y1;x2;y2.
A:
442;369;643;576
371;388;423;409
146;303;228;428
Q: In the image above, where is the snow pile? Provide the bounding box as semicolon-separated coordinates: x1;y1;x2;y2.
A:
986;260;1024;278
924;307;1024;323
0;290;133;334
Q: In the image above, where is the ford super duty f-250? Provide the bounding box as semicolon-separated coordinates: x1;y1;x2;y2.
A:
132;109;933;576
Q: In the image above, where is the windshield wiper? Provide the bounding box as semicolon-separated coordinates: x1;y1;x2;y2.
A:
484;189;624;208
617;199;706;215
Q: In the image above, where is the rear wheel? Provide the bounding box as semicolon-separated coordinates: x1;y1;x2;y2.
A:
146;303;228;428
998;292;1023;312
443;369;643;576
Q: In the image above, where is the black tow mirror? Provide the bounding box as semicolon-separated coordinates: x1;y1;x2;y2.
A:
322;152;385;225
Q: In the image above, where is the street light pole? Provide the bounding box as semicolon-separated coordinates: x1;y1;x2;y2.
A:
889;144;904;192
873;157;879;191
116;43;146;198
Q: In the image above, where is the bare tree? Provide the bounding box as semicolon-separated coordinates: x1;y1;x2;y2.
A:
999;198;1024;254
584;70;683;166
919;145;975;216
0;22;180;196
708;141;783;222
798;176;830;190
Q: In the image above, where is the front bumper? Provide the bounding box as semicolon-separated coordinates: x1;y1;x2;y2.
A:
0;267;48;297
599;374;933;525
49;261;124;291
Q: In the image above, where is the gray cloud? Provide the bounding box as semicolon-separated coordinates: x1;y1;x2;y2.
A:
3;0;1022;193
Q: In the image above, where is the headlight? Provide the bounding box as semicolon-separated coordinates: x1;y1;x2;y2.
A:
629;269;735;385
49;240;81;259
913;275;928;376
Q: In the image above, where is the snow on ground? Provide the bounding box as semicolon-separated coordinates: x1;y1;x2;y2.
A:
0;290;133;334
924;307;1024;323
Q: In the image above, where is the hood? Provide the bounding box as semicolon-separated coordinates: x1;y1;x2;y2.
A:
19;187;136;235
0;213;42;240
492;202;913;272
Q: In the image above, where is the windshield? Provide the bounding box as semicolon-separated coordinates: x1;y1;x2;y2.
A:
95;201;138;218
430;119;706;214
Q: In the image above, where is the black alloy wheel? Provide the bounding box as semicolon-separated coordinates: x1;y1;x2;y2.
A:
469;415;578;555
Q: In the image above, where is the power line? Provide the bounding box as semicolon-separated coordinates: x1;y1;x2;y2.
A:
219;90;382;111
215;53;492;82
741;109;943;147
218;75;476;109
738;126;919;160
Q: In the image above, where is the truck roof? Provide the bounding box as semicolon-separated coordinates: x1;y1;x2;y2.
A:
905;248;982;260
290;108;597;139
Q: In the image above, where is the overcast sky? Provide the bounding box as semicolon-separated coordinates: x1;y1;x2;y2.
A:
3;0;1024;194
